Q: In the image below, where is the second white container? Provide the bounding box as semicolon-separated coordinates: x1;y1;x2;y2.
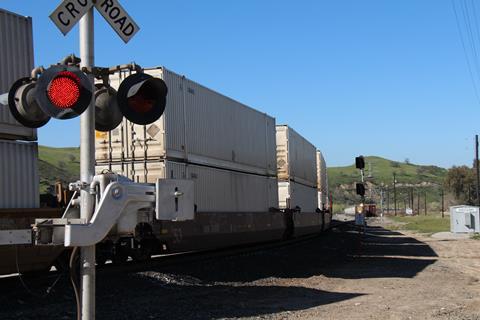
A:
96;160;278;213
278;181;318;213
276;125;317;187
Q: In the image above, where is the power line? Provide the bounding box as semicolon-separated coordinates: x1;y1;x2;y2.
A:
451;0;480;105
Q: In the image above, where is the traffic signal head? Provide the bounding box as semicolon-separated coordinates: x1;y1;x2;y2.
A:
8;77;50;128
35;65;93;119
117;73;168;125
94;84;123;132
356;182;365;196
355;156;365;169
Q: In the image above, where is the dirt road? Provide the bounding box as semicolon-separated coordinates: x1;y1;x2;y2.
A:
1;217;479;319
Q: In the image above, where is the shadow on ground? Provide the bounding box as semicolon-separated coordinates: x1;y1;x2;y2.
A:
0;222;437;319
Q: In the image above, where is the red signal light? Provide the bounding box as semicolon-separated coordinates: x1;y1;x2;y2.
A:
47;71;81;109
127;95;154;113
35;65;92;120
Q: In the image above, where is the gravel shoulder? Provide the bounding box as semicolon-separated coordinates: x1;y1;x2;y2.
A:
1;218;479;320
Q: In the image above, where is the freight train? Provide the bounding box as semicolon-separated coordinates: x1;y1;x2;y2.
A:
0;66;330;274
91;67;331;264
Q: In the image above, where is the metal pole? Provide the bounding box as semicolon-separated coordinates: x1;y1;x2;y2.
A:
417;190;420;215
476;135;480;206
441;189;445;218
393;172;397;216
410;188;414;209
424;192;427;216
386;188;389;215
79;8;95;320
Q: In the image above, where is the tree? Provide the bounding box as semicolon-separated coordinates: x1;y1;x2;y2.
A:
405;158;410;165
444;166;476;204
390;161;400;168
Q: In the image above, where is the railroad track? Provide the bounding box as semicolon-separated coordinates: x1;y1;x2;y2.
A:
97;220;351;276
1;219;352;300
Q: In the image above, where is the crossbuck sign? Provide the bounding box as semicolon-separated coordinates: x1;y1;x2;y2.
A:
50;0;140;43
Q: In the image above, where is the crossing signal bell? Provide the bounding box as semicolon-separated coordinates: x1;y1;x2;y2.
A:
8;77;50;128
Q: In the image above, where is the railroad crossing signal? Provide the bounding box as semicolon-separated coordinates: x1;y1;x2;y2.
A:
50;0;139;43
356;183;366;196
7;63;168;129
355;156;365;170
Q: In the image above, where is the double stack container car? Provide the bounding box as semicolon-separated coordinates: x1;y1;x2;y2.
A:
275;125;330;235
0;9;62;275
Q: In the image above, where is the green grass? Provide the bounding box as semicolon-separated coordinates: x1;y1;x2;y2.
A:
471;233;480;240
38;145;80;193
389;213;450;234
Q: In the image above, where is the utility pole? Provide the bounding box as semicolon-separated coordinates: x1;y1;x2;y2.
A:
417;190;420;215
441;189;445;218
424;192;427;216
476;135;480;206
393;172;397;216
410;188;414;209
386;188;389;215
79;9;96;320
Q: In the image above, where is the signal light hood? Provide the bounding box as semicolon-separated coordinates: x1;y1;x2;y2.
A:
8;77;50;128
117;73;168;125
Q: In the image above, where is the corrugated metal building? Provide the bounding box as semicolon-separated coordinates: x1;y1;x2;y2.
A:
0;9;36;141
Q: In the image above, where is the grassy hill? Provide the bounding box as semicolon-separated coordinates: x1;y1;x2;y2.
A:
38;146;80;193
328;156;447;188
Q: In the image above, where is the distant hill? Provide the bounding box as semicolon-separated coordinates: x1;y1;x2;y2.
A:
327;156;447;188
38;146;80;193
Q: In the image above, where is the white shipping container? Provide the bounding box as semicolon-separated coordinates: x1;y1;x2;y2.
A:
278;181;318;213
0;9;36;141
316;150;328;207
96;160;278;213
95;67;277;176
0;139;39;208
276;125;317;187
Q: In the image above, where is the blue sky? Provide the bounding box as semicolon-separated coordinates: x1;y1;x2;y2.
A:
1;0;478;168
